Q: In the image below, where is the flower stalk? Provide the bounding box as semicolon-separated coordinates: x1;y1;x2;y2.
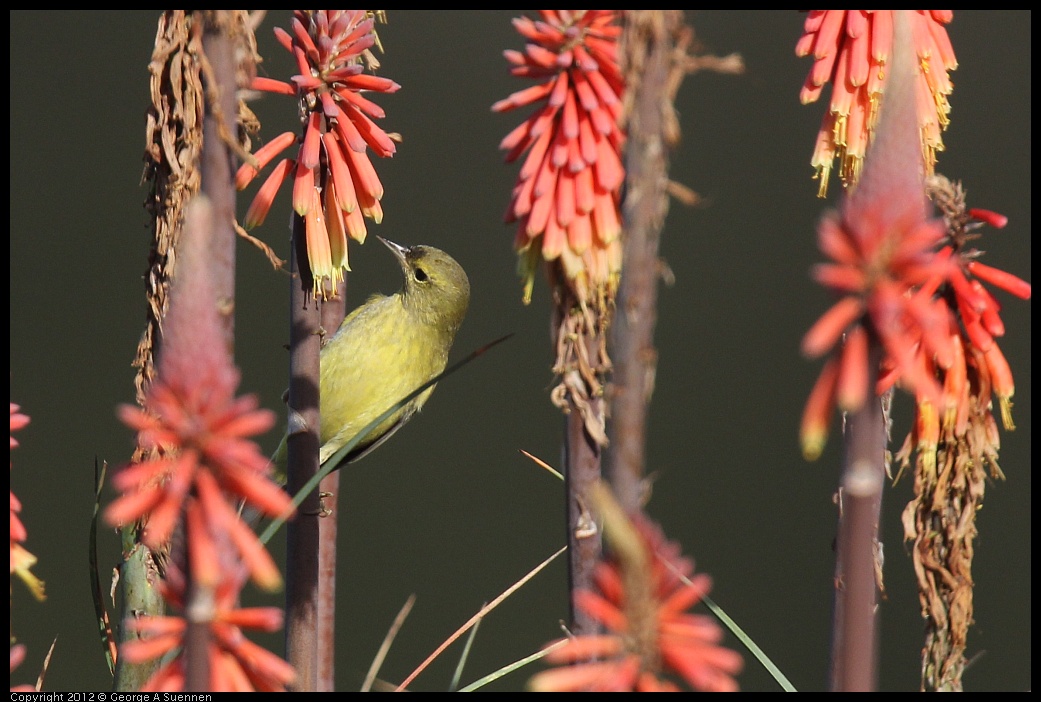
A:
122;10;270;692
495;9;626;635
607;10;692;513
107;195;294;690
801;11;927;689
237;11;396;689
284;213;323;692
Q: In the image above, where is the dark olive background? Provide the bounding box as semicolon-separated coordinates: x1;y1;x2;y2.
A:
10;11;1030;692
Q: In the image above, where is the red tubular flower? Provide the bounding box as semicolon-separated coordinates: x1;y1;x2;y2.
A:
109;355;287;515
803;176;1032;463
237;10;400;299
10;402;44;601
925;179;1031;431
105;201;293;589
494;10;625;305
105;368;290;590
529;517;742;692
800;12;955;459
801;209;950;410
796;10;956;196
121;562;295;692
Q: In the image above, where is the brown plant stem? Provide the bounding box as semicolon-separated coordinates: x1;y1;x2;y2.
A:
562;369;604;636
198;11;242;352
550;269;610;635
829;344;886;691
179;14;245;690
609;10;687;514
284;214;322;691
317;283;346;692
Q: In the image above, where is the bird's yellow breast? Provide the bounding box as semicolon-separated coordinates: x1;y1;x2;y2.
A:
317;292;451;463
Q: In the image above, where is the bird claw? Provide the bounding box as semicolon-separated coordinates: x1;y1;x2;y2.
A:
302;491;335;518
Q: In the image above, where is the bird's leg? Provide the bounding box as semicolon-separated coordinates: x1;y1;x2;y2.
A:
302;491;334;518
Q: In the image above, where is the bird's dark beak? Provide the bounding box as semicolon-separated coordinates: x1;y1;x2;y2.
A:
377;236;410;270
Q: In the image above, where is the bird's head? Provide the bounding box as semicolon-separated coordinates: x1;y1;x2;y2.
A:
379;237;470;333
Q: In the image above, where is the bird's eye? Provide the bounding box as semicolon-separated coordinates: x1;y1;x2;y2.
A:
414;267;428;282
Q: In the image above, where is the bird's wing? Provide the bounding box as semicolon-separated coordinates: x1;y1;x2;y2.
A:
320;404;421;470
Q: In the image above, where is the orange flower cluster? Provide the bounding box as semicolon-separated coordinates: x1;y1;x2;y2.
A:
105;367;291;591
10;402;43;601
801;196;1030;461
237;10;400;298
795;11;1032;461
800;203;948;459
105;199;293;591
797;10;957;196
494;10;625;305
121;564;295;691
910;188;1030;437
529;518;742;692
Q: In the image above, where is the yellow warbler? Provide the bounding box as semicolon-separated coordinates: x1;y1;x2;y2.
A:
271;237;469;482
